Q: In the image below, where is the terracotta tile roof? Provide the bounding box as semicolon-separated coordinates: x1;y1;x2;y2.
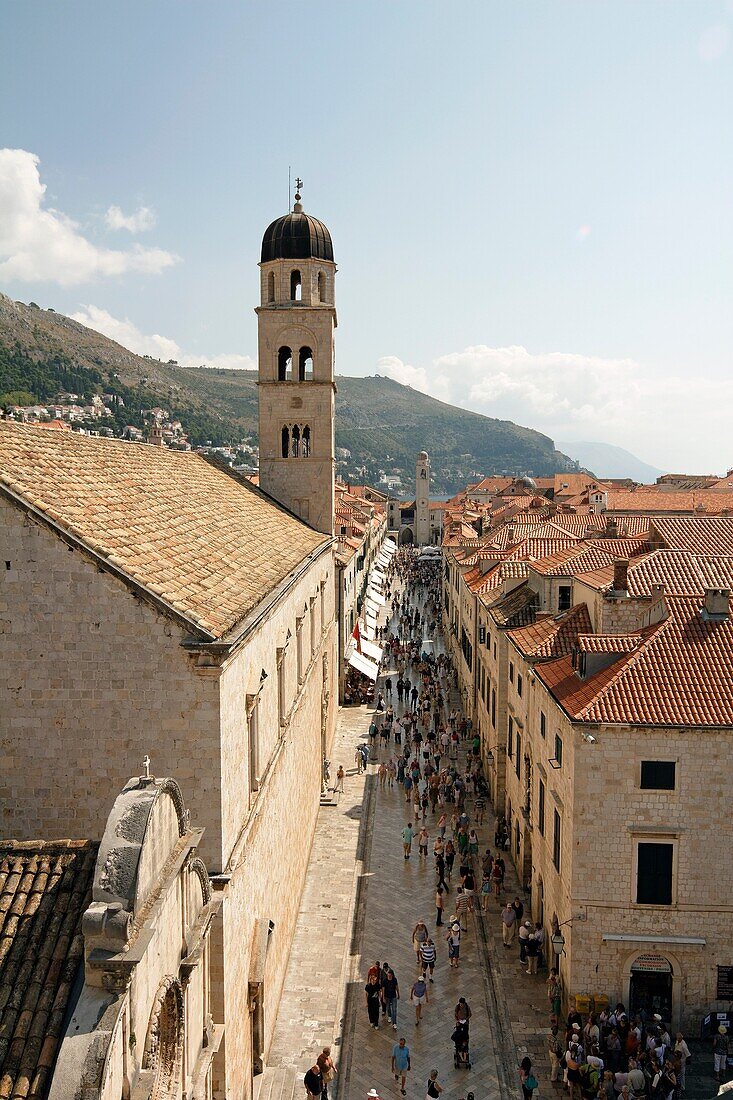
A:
606;489;733;514
503;538;579;561
0;424;328;640
0;840;98;1100
651;516;733;556
536;594;733;726
577;633;643;654
507;604;592;659
554;474;611;497
575;549;733;598
530;540;648;578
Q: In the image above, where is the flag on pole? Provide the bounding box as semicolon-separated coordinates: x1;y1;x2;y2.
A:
352;619;362;654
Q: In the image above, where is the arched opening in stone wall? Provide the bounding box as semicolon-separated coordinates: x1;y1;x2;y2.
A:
267;271;275;303
299;347;313;381
278;346;292;381
290;270;302;301
142;978;184;1100
399;527;414;546
318;271;326;302
281;426;290;458
302;424;311;457
291;424;301;457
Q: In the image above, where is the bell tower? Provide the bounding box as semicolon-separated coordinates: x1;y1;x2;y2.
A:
415;450;431;545
256;182;336;536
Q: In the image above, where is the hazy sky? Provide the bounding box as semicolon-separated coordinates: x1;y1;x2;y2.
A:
1;1;731;472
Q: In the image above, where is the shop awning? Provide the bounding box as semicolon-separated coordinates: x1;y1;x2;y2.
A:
347;649;379;680
359;637;384;663
367;588;386;606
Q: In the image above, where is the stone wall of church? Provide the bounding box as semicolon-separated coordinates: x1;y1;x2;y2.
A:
213;552;338;1095
0;498;223;860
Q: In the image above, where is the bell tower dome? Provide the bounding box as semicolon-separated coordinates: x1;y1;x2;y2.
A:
256;182;336;536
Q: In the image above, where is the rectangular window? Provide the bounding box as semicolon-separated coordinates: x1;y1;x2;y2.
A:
640;761;676;790
509;662;514;683
558;585;571;612
507;717;513;759
277;648;287;727
540;711;546;739
515;819;521;855
309;597;317;658
636;842;673;905
515;730;521;778
553;809;561;871
554;734;563;767
538;778;545;835
493;641;497;660
491;688;496;729
247;697;260;794
517;673;523;698
296;617;304;684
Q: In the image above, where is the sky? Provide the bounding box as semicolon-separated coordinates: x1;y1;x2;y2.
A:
0;1;731;473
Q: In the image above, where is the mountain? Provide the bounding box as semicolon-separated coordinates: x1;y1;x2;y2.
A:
0;294;577;494
556;440;664;483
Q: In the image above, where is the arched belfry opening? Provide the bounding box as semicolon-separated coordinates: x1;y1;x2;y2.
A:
290;270;302;301
278;346;292;381
299;347;313;381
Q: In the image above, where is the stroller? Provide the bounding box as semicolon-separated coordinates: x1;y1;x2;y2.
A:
451;1022;471;1069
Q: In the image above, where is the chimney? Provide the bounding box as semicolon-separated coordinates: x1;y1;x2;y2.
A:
613;558;629;593
605;515;618;538
506;526;515;544
703;588;730;620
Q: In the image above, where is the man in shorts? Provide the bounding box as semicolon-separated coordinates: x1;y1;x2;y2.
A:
391;1037;411;1096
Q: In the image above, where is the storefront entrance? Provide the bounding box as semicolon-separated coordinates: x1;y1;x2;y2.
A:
629;955;673;1021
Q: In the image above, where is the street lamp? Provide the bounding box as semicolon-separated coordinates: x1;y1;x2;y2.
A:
551;917;573;956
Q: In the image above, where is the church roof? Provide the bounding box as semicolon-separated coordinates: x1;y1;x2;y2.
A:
0;840;98;1100
261;209;334;263
0;424;328;641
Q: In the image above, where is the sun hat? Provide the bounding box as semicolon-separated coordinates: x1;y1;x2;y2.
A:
367;1091;380;1098
572;1023;581;1031
719;1025;728;1035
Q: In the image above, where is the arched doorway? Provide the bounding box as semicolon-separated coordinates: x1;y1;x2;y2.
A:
629;954;673;1022
142;978;184;1099
399;526;414;546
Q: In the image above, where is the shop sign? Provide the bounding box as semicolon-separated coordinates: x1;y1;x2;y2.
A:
717;966;733;1000
631;954;672;974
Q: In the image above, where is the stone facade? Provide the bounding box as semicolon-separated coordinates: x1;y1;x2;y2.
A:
415;450;431;546
441;536;733;1031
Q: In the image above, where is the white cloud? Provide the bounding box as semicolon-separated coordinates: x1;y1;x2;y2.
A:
105;204;156;233
0;149;178;285
375;342;733;471
698;23;730;61
70;304;255;370
377;355;451;401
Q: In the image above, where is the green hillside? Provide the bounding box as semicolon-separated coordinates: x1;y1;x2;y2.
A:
0;294;576;494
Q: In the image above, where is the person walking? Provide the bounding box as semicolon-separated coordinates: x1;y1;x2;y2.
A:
519;919;531;965
391;1037;411;1097
674;1031;691;1091
410;973;429;1025
334;765;345;794
526;925;539;974
548;1025;563;1083
446;921;461;968
714;1025;729;1082
425;1069;443;1099
382;966;400;1030
365;972;382;1029
547;966;562;1019
412;919;429;963
519;1056;539;1100
435;885;445;926
418;825;429;859
316;1047;337;1100
402;822;414;860
501;901;517;946
304;1063;324;1099
419;936;437;982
